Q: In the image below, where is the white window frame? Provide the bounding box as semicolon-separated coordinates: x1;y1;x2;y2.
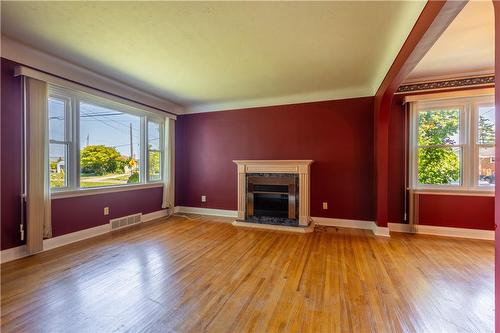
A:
410;95;495;194
48;84;166;197
48;93;73;190
146;119;164;182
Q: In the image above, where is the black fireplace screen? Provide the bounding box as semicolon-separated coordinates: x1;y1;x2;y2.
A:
253;192;289;218
246;173;299;225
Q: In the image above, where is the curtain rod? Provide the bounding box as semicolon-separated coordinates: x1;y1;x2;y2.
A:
14;65;178;120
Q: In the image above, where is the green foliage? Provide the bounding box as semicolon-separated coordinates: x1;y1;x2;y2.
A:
50;171;65;188
478;115;495;144
148;150;161;179
417;110;460;185
418;147;460;185
80;145;124;176
127;171;139;184
417;110;459;146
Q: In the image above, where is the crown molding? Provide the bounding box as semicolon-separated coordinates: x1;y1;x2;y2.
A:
1;35;185;115
396;74;494;94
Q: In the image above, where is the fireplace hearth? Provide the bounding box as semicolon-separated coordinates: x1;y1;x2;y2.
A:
246;173;299;226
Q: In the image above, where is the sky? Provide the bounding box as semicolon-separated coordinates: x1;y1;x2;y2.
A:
49;99;160;162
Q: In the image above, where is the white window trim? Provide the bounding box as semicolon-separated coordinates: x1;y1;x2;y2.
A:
145;119;165;183
49;84;167;195
409;94;495;194
51;182;164;199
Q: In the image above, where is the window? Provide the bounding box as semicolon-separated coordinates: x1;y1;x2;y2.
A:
147;120;163;181
411;95;495;191
49;96;71;189
477;105;495;185
48;85;166;192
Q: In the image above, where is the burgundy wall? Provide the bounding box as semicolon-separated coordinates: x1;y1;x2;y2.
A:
175;97;375;221
1;59;24;250
388;96;406;223
51;187;163;237
418;194;494;230
1;58;164;250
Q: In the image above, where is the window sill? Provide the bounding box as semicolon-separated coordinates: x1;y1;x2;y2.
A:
410;188;494;197
51;182;164;199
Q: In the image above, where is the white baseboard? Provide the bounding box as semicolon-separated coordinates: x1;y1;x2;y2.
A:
142;209;170;222
0;245;29;264
387;223;413;233
312;217;390;237
389;223;494;240
373;226;391;237
1;209;170;264
43;224;110;252
174;206;238;218
172;210;391;237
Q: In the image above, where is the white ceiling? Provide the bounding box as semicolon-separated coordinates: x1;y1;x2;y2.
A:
1;1;426;113
406;1;494;83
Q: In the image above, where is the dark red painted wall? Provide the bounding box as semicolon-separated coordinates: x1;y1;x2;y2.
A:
175;97;375;221
1;59;24;250
51;187;163;237
1;58;164;250
388;96;406;223
418;194;494;230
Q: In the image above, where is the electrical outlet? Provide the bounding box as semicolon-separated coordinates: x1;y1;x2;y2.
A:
104;207;110;215
201;195;207;203
322;202;328;210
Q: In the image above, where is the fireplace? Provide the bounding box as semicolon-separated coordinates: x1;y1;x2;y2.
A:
233;160;313;230
246;174;298;225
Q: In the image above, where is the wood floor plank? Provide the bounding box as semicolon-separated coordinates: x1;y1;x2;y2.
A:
1;215;494;333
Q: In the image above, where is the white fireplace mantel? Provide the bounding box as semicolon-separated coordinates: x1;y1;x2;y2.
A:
233;160;313;228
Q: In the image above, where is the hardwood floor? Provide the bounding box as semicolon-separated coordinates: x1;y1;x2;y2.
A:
1;215;494;333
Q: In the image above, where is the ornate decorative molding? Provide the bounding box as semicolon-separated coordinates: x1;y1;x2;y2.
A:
397;75;494;94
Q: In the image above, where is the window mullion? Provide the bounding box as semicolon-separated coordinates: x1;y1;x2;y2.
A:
461;104;469;189
141;116;147;183
72;96;80;191
471;102;478;188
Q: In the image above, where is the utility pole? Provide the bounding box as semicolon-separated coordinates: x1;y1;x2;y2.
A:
129;123;133;158
86;133;89;147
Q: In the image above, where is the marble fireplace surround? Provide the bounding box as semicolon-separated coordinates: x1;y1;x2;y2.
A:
233;160;313;232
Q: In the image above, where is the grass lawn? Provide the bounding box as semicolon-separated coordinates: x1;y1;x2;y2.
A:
51;172;138;188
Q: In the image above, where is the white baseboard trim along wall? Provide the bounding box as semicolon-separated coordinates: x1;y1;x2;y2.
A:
388;223;494;240
0;209;170;264
174;206;239;218
174;207;492;240
2;207;494;263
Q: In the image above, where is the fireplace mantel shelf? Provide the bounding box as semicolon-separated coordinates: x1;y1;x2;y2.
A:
233;160;313;175
233;160;313;231
233;160;313;164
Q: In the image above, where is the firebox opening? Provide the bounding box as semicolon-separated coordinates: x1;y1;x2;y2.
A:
245;173;299;226
254;192;289;218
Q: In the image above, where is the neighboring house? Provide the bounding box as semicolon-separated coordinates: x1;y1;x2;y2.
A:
480;146;495;176
56;160;64;173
